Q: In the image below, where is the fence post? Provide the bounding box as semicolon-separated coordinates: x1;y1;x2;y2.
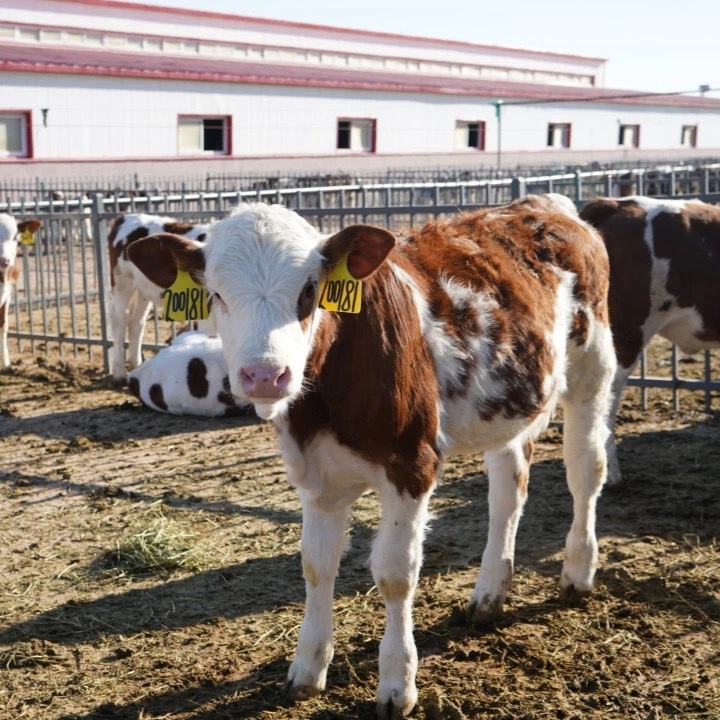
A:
510;176;526;200
92;193;112;375
574;170;582;201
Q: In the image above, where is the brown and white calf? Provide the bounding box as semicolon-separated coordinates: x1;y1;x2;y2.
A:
580;196;720;485
108;212;211;382
128;199;615;718
128;331;251;417
0;214;41;368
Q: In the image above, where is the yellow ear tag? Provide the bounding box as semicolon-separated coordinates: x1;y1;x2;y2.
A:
319;256;362;313
20;229;35;246
162;270;209;322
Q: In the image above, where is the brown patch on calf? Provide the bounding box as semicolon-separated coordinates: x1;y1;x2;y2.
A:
406;206;607;419
107;215;130;287
514;470;529;495
149;383;168;411
127;233;206;289
128;376;140;399
163;221;194;236
523;438;534;464
580;198;652;369
186;357;209;398
289;261;441;499
216;376;251;417
0;299;6;330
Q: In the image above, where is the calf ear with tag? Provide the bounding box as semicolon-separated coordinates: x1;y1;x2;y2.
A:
18;219;42;246
319;256;363;314
163;269;210;322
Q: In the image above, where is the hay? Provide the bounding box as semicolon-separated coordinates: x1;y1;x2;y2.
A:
109;503;209;575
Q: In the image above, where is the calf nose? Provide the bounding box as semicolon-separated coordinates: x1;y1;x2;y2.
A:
239;364;292;399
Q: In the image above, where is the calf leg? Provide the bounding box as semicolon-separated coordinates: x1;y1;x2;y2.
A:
372;481;432;719
560;337;614;598
469;439;531;624
110;286;130;382
605;365;634;486
127;296;153;372
285;491;351;700
0;300;9;368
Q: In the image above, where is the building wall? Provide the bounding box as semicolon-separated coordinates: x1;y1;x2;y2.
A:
4;71;719;162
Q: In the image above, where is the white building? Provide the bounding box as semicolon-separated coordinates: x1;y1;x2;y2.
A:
1;0;719;181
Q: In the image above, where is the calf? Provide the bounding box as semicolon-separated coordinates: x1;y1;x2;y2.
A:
0;214;41;368
127;331;251;417
580;195;720;484
108;212;211;382
128;199;615;718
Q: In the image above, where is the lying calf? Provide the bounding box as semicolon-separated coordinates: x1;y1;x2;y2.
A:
128;331;251;417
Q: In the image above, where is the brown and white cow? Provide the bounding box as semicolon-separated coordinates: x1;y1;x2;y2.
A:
0;214;41;369
128;198;615;718
127;331;252;417
580;195;720;485
108;213;211;382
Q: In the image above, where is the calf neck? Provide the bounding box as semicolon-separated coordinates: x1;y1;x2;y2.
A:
128;199;615;718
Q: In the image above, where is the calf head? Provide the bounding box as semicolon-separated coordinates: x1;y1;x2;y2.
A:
128;203;395;419
0;215;41;270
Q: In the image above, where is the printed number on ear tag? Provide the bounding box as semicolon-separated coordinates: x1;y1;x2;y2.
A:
319;256;362;314
20;229;35;246
162;270;209;322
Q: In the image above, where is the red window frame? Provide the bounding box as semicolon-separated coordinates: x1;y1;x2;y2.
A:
0;110;33;160
177;114;232;156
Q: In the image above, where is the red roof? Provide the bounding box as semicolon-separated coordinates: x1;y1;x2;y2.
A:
1;41;719;109
53;0;607;65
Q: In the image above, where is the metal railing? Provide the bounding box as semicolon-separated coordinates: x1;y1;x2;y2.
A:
5;172;719;409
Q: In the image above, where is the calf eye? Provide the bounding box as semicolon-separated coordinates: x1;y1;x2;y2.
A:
297;279;317;321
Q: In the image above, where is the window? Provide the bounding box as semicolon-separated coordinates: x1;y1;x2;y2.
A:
0;112;31;158
337;118;376;152
177;116;230;155
547;123;571;148
681;125;698;147
618;124;640;148
455;120;486;150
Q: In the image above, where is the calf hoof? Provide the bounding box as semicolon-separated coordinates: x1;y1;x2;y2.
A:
468;595;503;626
377;689;417;719
282;678;321;701
559;581;592;606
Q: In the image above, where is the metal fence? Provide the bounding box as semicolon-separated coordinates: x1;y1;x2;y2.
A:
5;169;719;409
3;157;720;203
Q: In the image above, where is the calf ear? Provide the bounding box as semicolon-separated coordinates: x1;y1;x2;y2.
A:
18;219;42;234
127;232;206;289
323;224;396;280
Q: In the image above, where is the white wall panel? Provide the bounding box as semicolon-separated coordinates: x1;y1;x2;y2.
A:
2;71;720;161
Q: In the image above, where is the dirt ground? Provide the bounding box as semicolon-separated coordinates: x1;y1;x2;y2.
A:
1;343;719;720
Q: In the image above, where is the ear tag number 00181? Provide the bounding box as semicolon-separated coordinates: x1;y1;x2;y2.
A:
319;256;362;314
20;229;35;246
163;270;210;322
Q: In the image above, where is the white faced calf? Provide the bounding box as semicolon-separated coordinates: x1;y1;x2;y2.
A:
128;199;615;718
1;214;41;368
127;331;251;417
580;196;720;484
108;213;211;382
